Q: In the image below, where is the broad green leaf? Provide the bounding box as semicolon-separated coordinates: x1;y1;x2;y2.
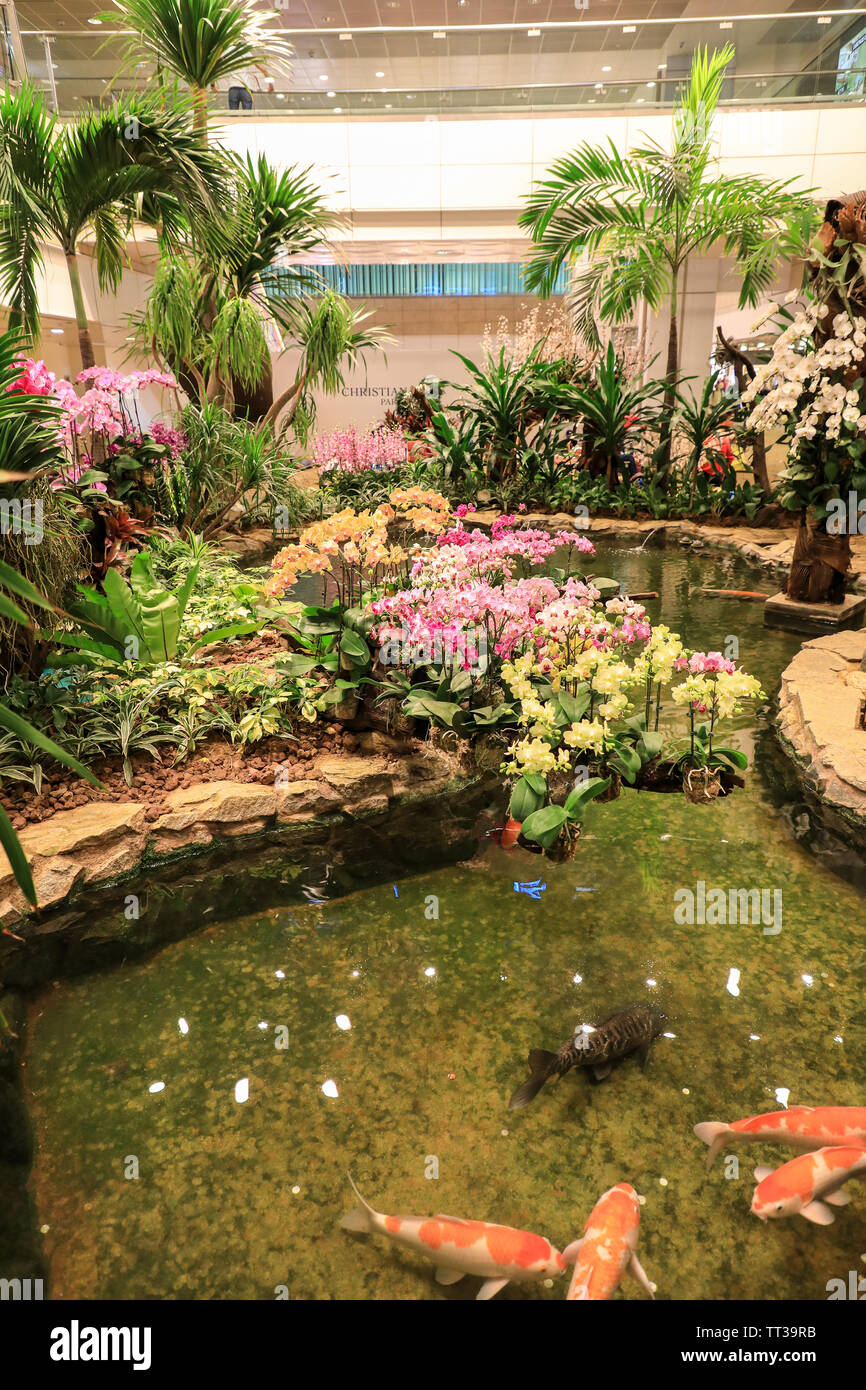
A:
0;801;36;906
0;559;58;613
565;776;611;818
339;628;371;663
509;775;546;821
520;803;569;849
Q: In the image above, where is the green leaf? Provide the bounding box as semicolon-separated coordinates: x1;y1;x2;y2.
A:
711;746;748;770
402;693;460;727
564;776;611;818
557;687;591;723
339;628;371;663
188;621;261;653
0;800;36;906
0;558;58;614
520;803;569;849
509;775;546;821
0;703;102;787
637;730;664;761
608;745;641;783
0;592;31;626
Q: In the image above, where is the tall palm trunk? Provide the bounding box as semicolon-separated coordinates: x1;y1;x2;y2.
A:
192;87;209;146
655;303;679;484
65;249;95;371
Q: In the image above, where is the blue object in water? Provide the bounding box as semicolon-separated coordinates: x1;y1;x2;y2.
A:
514;879;546;899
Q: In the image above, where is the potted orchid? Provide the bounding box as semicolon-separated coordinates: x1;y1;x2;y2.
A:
669;651;765;802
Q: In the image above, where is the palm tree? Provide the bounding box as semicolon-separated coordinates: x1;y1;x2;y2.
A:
264;291;395;438
0;84;225;371
520;44;817;479
130;154;342;417
0;329;101;921
102;0;294;142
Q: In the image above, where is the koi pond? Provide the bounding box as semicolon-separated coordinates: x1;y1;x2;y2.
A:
20;542;866;1300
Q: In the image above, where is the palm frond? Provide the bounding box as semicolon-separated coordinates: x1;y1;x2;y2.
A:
100;0;294;89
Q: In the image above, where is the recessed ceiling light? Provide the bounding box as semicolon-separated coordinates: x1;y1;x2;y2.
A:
276;93;285;100
87;16;101;24
636;97;644;103
594;82;603;89
623;25;636;34
646;80;655;87
319;75;328;81
818;15;832;22
658;64;667;70
327;90;335;96
339;32;352;40
528;29;541;37
433;31;446;39
719;21;733;29
375;71;385;77
602;65;611;72
333;107;342;113
50;327;64;335
385;103;392;108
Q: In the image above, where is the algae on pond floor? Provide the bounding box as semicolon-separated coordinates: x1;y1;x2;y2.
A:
21;544;866;1301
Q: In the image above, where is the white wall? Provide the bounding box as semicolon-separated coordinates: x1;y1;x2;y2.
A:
217;104;866;224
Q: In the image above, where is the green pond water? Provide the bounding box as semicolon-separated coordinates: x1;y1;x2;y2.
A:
23;543;866;1301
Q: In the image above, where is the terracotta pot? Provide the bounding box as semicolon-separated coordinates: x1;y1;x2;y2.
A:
500;817;522;850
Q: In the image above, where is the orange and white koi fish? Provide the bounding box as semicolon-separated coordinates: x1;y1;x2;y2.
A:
750;1144;866;1225
340;1176;567;1299
695;1106;866;1171
563;1183;654;1301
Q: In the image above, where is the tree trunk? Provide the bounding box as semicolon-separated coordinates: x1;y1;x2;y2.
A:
232;360;274;422
192;87;209;146
654;309;679;485
787;512;850;604
750;431;770;494
65;250;95;371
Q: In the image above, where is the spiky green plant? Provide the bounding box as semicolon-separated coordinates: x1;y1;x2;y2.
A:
0;84;226;368
520;44;817;479
100;0;294;141
264;292;395;438
128;155;339;415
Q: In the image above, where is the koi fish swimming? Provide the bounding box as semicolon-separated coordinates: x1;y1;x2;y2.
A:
509;1002;667;1109
750;1145;866;1225
339;1176;567;1299
695;1105;866;1171
563;1183;655;1301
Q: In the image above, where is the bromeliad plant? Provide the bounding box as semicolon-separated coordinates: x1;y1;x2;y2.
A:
49;551;259;668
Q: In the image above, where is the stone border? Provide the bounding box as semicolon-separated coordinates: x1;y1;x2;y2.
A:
777;630;866;845
0;739;475;926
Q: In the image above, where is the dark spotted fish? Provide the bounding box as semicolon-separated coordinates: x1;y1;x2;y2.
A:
509;1003;667;1110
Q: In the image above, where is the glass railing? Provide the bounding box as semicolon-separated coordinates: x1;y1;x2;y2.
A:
14;10;866;116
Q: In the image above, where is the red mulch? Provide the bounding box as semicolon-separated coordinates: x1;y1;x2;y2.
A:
2;724;363;830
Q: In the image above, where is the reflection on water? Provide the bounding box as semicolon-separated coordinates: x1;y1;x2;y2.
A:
23;545;866;1300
